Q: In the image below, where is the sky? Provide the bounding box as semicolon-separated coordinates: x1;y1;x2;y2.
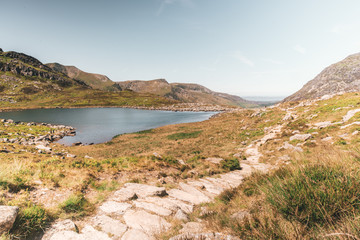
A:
2;0;360;97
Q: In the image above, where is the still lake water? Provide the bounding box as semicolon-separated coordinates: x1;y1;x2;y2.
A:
0;108;216;145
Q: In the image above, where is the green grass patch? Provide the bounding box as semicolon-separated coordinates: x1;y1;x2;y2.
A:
221;158;241;171
167;131;203;140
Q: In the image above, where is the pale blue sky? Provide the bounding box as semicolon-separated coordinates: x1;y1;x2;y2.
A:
2;0;360;97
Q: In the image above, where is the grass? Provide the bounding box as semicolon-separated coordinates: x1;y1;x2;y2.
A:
167;131;203;140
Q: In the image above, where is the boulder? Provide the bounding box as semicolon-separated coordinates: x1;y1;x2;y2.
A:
289;134;312;141
174;209;189;222
36;145;52;153
0;206;19;233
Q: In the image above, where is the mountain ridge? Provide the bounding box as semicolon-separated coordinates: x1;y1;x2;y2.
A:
284;52;360;102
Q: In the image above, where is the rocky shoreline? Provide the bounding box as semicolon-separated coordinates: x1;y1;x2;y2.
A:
0;103;240;113
0;118;76;147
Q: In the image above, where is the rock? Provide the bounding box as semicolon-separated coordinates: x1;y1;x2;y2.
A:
343;109;360;122
170;232;241;240
72;142;82;146
179;183;211;202
179;222;205;234
121;228;154;240
123;210;171;235
90;215;127;238
123;183;167;198
152;152;162;159
0;206;19;233
111;188;138;202
80;225;112;240
174;209;189;222
282;112;294;121
133;200;173;216
282;142;303;152
47;230;81;240
289;133;312;141
139;196;194;213
168;189;208;205
313;121;332;129
321;137;333;143
41;219;77;240
99;201;131;215
204;157;223;164
231;210;250;222
36;144;52;153
66;153;76;158
0;48;3;54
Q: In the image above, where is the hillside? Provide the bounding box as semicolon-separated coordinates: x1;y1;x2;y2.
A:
116;79;258;108
3;90;360;239
0;49;176;109
46;63;119;91
285;52;360;102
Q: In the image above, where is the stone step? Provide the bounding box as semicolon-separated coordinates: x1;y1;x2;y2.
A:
179;183;212;202
133;200;173;216
123;210;171;235
90;215;128;238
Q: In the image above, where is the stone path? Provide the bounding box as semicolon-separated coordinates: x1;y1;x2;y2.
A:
40;124;283;240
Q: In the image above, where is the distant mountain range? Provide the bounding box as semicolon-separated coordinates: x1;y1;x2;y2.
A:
0;48;255;108
285;52;360;102
115;79;257;108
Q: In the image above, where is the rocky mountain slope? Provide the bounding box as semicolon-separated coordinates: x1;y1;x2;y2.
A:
46;63;119;91
115;79;257;108
0;48;175;108
285;52;360;102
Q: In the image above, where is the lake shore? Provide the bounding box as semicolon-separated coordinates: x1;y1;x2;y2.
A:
0;103;240;113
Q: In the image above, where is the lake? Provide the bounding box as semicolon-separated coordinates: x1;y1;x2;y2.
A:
0;108;216;145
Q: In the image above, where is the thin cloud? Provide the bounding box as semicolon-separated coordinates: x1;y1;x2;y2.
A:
233;52;254;67
293;44;306;54
156;0;193;16
262;58;284;65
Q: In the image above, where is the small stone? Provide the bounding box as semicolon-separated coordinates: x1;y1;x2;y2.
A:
204;157;223;164
174;209;189;222
0;206;19;233
66;153;76;158
231;210;250;222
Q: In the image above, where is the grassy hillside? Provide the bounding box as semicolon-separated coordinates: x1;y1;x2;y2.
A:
116;79;258;108
46;63;118;91
0;51;176;109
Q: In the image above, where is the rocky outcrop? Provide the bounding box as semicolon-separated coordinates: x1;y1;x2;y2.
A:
0;206;19;234
0;51;88;88
285;53;360;102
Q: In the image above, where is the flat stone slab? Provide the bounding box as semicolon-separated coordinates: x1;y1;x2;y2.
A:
170;232;241;240
123;210;170;235
111;188;138;202
91;215;127;238
121;229;155;240
41;219;77;240
289;133;312;141
0;206;19;233
180;222;205;234
168;189;207;205
133;200;173;216
179;183;211;202
123;183;167;198
204;157;223;164
99;201;131;215
81;225;112;240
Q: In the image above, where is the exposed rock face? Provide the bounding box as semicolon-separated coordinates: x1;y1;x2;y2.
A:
0;51;88;88
285;53;360;102
115;79;256;107
0;206;19;234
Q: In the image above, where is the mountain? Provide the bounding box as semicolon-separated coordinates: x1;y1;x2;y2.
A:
46;63;119;91
284;53;360;102
0;48;175;108
115;79;257;107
